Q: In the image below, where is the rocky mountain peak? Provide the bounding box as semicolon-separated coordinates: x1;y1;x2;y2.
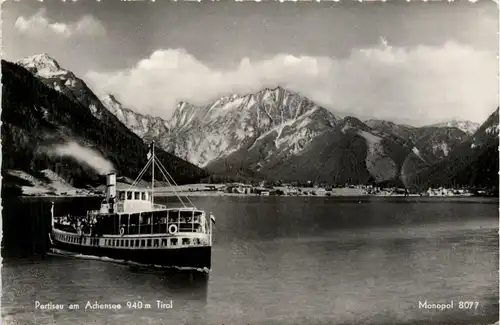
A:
17;53;68;78
100;93;170;144
164;86;337;167
18;53;60;69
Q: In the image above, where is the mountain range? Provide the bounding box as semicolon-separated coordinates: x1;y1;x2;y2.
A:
2;53;497;194
1;55;207;196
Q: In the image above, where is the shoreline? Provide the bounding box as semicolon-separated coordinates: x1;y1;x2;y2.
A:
15;191;492;199
12;182;496;199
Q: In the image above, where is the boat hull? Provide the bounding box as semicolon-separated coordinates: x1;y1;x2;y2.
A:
50;236;211;270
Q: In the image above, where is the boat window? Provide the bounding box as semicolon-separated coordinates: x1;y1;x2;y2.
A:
141;239;145;247
170;238;178;246
147;239;152;247
134;192;140;200
179;211;193;222
131;240;135;247
119;191;125;200
129;214;140;235
152;211;166;234
125;240;128;247
154;239;159;247
127;192;132;200
141;192;146;200
102;214;117;235
161;239;168;247
182;238;190;245
111;214;119;233
153;211;165;223
141;212;152;224
135;239;140;247
195;238;201;245
167;210;177;223
120;240;123;247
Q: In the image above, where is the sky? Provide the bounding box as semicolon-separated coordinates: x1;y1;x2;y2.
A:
2;0;498;126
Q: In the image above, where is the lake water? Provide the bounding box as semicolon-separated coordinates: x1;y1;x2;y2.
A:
2;196;498;325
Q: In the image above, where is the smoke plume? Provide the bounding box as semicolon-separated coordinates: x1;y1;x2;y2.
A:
43;141;115;175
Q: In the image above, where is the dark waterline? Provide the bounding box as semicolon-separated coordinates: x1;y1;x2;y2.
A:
2;196;498;325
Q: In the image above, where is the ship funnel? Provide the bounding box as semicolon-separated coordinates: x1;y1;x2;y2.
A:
106;172;116;201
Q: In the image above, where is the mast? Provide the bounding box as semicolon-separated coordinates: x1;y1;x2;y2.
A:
151;140;155;204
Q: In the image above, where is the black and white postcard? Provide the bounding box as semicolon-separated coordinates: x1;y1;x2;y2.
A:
1;0;498;324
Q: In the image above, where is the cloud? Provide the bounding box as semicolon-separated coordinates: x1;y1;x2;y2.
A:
85;42;497;125
15;9;105;38
42;141;115;175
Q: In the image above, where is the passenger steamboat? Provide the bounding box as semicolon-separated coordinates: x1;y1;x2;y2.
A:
49;142;214;271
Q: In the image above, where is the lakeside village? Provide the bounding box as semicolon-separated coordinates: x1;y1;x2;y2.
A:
179;183;484;197
17;169;494;198
85;182;491;198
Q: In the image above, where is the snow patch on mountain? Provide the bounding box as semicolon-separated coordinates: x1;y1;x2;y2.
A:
470;108;499;149
485;124;499;135
18;53;63;74
411;147;427;163
432;141;450;157
18;54;74;88
89;104;98;116
431;120;480;135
